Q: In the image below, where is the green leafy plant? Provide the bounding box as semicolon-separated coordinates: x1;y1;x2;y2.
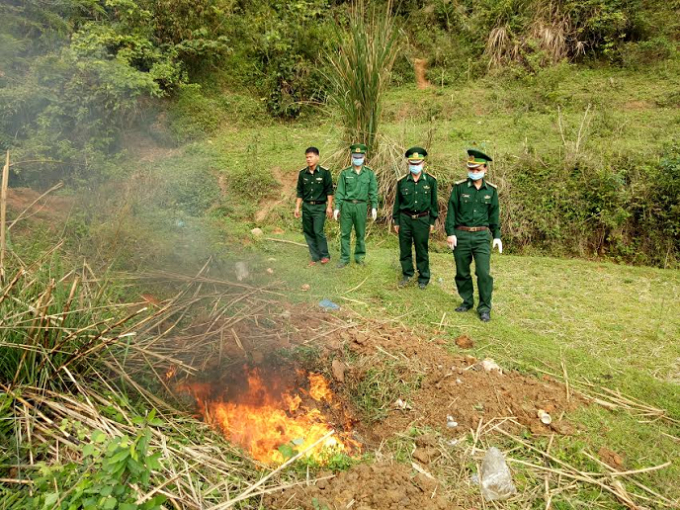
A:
29;428;165;510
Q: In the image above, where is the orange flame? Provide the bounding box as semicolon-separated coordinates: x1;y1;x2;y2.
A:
180;367;358;465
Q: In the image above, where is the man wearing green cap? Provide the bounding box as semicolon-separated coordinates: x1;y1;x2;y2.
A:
333;143;378;268
445;149;502;322
393;147;438;289
295;147;334;266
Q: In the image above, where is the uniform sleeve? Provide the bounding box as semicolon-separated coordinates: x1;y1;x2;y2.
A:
445;185;458;236
429;178;438;225
369;171;378;209
335;171;345;209
324;170;334;196
392;181;401;224
489;188;501;239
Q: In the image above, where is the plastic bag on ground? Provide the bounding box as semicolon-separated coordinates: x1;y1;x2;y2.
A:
479;447;517;501
318;299;340;312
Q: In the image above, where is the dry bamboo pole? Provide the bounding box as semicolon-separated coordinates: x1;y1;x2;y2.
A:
1;151;10;284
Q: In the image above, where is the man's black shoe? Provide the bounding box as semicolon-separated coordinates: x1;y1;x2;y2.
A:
455;305;471;312
479;311;491;322
418;282;428;290
398;277;412;288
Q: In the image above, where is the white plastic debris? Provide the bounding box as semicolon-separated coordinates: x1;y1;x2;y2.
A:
250;227;264;237
234;261;249;282
481;358;502;374
537;409;552;425
394;398;412;410
478;447;517;501
446;415;458;428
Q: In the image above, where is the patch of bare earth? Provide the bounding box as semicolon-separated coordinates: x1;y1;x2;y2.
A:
7;187;74;230
255;166;298;223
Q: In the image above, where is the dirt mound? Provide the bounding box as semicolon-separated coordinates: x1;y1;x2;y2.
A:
269;462;453;510
6;187;73;228
337;324;580;442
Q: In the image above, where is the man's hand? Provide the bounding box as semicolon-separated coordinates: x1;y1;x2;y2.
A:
492;238;503;253
447;235;457;250
394;225;400;234
371;208;377;221
325;207;332;219
294;208;301;219
333;209;340;221
430;225;435;233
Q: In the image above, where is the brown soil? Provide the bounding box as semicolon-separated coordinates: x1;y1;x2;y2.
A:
455;333;474;349
337;324;581;443
414;58;431;90
270;461;454;510
255;166;297;223
6;187;74;229
598;446;624;470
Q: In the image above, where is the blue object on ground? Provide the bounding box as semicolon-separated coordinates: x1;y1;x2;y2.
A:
319;299;340;311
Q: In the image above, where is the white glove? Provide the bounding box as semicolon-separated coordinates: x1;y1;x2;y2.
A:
493;238;503;253
333;209;339;221
371;208;377;221
447;235;457;250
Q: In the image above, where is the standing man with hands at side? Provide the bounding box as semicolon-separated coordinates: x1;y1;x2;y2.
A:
295;147;334;266
333;143;378;268
393;147;438;290
445;149;502;322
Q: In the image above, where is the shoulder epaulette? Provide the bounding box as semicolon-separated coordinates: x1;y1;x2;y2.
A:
299;167;307;173
486;181;497;189
318;165;328;172
426;172;437;180
455;178;467;185
364;166;374;172
398;174;408;181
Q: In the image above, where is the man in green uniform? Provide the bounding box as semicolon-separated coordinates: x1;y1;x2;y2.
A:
393;147;438;289
445;149;502;322
333;143;378;268
295;147;334;265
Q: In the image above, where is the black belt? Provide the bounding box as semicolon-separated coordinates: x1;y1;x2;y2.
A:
402;210;429;219
348;199;365;204
456;225;488;232
305;200;326;205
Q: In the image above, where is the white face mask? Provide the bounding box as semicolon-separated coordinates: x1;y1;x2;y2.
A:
409;163;423;174
352;156;365;166
468;170;485;181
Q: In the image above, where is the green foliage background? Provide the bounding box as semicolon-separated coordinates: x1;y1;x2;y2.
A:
1;0;679;266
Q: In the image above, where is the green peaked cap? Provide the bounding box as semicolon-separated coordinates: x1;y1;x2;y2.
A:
350;143;368;154
405;146;428;161
467;148;493;167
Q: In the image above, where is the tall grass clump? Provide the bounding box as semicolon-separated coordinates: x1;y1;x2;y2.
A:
325;1;402;155
0;253;286;508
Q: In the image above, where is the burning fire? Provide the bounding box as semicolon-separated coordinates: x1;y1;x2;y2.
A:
177;366;358;465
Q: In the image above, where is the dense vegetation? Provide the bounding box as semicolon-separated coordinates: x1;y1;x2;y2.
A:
1;0;679;265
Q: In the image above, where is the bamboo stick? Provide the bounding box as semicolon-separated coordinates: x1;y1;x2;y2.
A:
1;151;9;283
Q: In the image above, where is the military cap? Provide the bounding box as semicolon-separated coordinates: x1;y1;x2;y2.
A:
405;146;428;162
467;148;493;168
350;143;368;154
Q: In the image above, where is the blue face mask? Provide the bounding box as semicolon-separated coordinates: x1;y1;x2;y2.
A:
409;164;423;174
352;156;365;166
468;171;485;181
